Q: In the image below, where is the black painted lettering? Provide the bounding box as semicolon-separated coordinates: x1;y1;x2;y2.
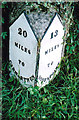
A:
20;76;23;80
19;44;21;49
22;62;25;66
51;47;53;51
50;30;58;39
24;79;26;83
11;64;13;67
39;75;50;82
51;61;53;65
54;30;58;37
49;49;51;53
45;50;48;55
48;61;53;67
50;32;53;39
21;46;23;51
15;71;18;75
23;78;26;81
12;67;15;72
27;79;29;82
48;63;50;67
57;44;59;47
54;69;56;72
18;28;27;38
28;50;31;54
56;66;58;69
15;42;18;47
18;60;25;67
25;48;27;52
49;72;54;78
44;78;46;82
23;31;27;37
18;75;20;78
47;77;49;80
54;45;56;49
52;72;54;75
15;42;31;55
18;60;21;64
45;44;60;55
57;62;59;66
18;28;22;35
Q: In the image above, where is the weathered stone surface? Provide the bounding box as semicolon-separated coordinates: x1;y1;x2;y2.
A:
28;12;55;39
9;3;56;39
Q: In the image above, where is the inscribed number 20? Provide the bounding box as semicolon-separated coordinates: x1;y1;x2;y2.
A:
18;28;27;37
50;30;58;39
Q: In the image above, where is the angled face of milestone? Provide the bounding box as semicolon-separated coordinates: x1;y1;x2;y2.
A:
9;13;37;80
38;14;64;88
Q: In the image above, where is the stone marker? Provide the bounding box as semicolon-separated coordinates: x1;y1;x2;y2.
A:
9;12;64;88
9;13;37;87
38;13;64;88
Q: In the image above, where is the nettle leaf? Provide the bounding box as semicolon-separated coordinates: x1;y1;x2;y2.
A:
44;88;49;93
78;24;79;29
70;33;73;44
77;24;79;33
1;32;7;39
77;30;79;33
69;46;75;54
66;45;69;53
2;2;8;8
70;46;75;50
44;3;47;7
0;17;4;24
1;18;4;24
74;34;77;40
28;87;34;95
42;116;47;118
25;2;29;6
76;41;79;45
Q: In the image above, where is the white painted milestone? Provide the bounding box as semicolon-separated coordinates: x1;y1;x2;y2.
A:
38;14;64;88
9;13;37;85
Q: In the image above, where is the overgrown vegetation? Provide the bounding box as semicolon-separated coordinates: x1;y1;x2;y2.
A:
1;2;79;119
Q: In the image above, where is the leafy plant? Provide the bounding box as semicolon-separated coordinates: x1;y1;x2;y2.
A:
1;32;7;39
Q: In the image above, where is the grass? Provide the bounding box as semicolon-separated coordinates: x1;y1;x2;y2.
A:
2;62;79;119
2;2;79;120
2;33;79;119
